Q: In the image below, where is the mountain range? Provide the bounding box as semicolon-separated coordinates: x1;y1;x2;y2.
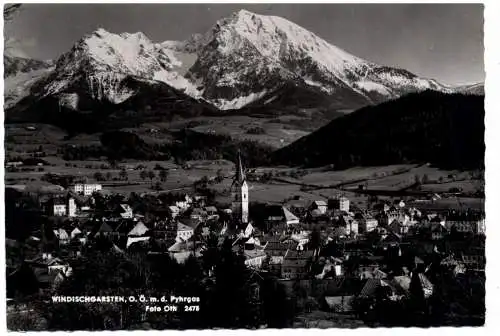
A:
4;9;483;121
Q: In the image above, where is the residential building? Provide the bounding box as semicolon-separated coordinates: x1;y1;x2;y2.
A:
53;228;70;245
282;258;310;280
310;200;328;215
128;221;149;237
53;202;67;216
204;206;219;219
264;206;300;231
167;205;180;219
176;222;194;242
119;204;133;219
329;196;350;212
357;214;378;233
244;249;267;268
71;183;102;196
68;197;77;217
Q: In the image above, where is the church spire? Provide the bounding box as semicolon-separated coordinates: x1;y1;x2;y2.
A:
235;150;246;183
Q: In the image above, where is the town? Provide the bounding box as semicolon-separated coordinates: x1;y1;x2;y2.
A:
5;151;486;329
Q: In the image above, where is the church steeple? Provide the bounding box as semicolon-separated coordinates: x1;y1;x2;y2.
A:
235;150;246;183
231;150;249;225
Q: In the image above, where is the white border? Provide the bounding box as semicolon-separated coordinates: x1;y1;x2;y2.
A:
1;1;497;335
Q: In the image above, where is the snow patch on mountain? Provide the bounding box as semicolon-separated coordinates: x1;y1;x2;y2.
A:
355;80;391;95
4;67;54;109
214;90;268;110
304;79;334;94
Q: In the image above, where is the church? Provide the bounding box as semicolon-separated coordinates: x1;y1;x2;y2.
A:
231;151;249;227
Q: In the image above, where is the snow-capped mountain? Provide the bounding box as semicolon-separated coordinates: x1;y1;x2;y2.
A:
4;55;54;109
6;9;461;116
187;9;450;109
454;82;484;95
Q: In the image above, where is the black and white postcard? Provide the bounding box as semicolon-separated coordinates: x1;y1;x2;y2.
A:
3;2;490;331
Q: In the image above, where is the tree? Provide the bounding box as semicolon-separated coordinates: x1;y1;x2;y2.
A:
215;169;224;183
105;172;113;181
422;174;429;184
93;172;104;182
159;169;168;182
119;169;128;181
139;170;147;181
147;170;156;184
309;227;321;251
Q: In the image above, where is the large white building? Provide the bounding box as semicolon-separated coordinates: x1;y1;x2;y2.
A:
72;183;102;196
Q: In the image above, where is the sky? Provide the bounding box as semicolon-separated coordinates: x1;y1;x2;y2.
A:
4;3;484;85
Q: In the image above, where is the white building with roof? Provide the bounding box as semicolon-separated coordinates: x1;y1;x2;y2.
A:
72;183;102;196
176;222;194;242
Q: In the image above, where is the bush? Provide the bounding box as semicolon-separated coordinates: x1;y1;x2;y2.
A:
246;126;266;135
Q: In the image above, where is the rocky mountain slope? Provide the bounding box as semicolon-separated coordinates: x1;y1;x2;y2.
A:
4;55;54;109
5;9;477;121
455;82;484;95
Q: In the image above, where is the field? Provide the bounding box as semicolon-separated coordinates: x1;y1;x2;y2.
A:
5;122;483;211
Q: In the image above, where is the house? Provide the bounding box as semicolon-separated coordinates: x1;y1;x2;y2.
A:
446;220;485;235
316;259;343;279
379;231;402;249
324;295;354;313
285;249;315;260
126;236;150;249
204;206;219;219
291;232;310;247
388;220;408;235
175;194;193;210
53;228;70;245
340;215;359;236
359;268;387;280
190;208;207;221
461;247;485;270
71;183;102;196
287;198;309;217
328;196;350;212
67;197;77;217
430;223;447;240
176;222;194;242
167;205;180;219
359;278;400;301
244;249;267;268
264;206;300;231
310;200;328;215
243;223;254;238
392;273;433;298
263;239;298;264
282;258;310;280
357;214;378;234
95;221;114;237
119;204;134;219
128;221;149;237
70;227;83;240
27;254;72;289
52;199;67;216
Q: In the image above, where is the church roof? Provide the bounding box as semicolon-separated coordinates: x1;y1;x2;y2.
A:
234;150;246;183
283;207;300;224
